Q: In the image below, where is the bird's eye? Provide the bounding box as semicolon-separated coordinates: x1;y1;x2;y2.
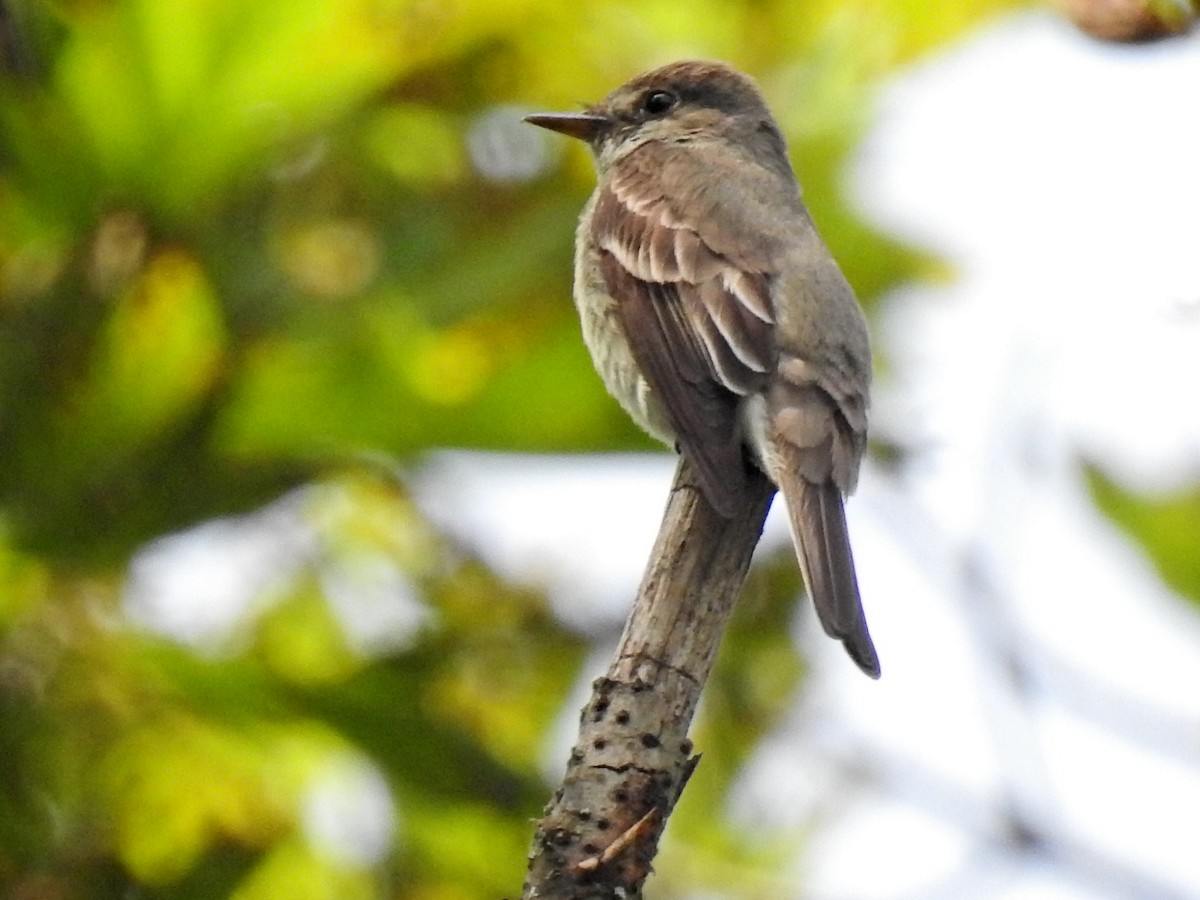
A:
642;90;677;115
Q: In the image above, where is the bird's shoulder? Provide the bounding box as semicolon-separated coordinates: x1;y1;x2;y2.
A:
597;136;807;275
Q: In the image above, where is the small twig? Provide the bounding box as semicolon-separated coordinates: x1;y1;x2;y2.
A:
572;808;659;875
522;456;775;898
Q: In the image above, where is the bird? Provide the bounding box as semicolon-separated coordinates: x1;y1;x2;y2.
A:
525;60;879;678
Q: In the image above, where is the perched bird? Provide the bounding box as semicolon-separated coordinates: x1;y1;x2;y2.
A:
526;61;878;677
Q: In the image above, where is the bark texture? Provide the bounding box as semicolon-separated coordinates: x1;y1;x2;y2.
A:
522;457;775;898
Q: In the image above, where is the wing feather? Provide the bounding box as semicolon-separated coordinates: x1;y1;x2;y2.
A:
598;254;746;515
589;145;786;514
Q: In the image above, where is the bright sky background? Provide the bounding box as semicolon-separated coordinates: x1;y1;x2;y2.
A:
127;11;1200;897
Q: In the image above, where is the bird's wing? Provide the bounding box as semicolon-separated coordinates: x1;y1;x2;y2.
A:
590;140;782;515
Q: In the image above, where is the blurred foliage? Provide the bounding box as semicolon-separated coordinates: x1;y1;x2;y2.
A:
1086;465;1200;608
0;0;1035;897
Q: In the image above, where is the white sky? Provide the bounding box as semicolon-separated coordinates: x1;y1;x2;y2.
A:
816;14;1200;898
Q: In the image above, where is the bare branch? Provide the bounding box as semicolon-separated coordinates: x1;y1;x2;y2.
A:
522;456;775;898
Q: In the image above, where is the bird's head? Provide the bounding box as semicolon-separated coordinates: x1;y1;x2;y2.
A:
525;60;786;171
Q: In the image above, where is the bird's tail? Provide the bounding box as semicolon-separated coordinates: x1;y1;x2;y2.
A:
779;472;880;678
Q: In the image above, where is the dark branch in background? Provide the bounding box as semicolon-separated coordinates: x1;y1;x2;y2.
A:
1052;0;1196;42
522;457;775;899
0;0;36;79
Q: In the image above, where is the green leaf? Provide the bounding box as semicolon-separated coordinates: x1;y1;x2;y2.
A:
1086;464;1200;607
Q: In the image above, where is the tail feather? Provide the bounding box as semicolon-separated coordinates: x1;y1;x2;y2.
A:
783;474;880;678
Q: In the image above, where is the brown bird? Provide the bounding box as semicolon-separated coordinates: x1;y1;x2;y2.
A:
526;60;878;677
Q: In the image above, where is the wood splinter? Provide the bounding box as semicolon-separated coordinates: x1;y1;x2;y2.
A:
572;808;660;875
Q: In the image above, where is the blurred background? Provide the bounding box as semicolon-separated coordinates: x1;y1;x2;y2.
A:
2;0;1199;897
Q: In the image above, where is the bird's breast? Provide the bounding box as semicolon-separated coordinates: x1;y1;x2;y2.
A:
573;227;677;445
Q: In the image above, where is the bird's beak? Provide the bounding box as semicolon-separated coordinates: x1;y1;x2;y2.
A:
523;111;611;141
